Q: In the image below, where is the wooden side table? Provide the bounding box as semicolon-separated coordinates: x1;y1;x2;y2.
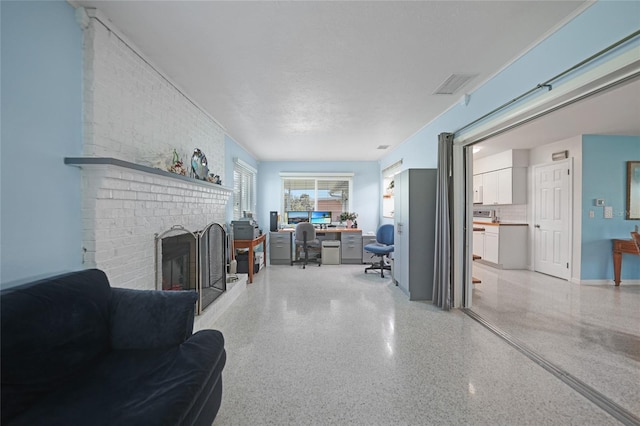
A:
612;238;640;286
233;233;267;283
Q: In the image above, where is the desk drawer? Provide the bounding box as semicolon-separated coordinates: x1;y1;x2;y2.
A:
269;232;291;264
341;232;362;263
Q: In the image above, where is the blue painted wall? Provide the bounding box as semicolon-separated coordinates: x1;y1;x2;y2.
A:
581;135;640;281
224;134;259;225
2;0;638;285
378;0;640;281
1;1;83;287
257;161;380;235
381;1;640;173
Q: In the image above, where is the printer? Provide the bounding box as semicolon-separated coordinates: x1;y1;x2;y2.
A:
232;219;260;240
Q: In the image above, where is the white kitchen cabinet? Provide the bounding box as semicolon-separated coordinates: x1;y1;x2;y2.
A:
473;174;483;204
482;171;498;205
472;230;485;258
481;167;527;205
474;149;529;175
476;224;528;269
483;228;499;263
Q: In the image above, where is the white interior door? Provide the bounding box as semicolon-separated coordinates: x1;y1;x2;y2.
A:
533;159;572;279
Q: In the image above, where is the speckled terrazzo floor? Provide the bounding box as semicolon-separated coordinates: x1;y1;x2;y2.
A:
471;262;640;419
209;264;621;425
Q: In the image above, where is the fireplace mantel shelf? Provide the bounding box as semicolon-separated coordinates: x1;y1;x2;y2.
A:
65;157;233;192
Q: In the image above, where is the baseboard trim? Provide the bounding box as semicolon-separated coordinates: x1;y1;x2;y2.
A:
579;279;640;286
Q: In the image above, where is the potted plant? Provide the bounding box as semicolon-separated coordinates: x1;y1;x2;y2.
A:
339;212;358;228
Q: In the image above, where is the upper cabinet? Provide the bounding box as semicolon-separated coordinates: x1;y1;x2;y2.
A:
473;174;483;204
474;149;528;206
482;167;527;205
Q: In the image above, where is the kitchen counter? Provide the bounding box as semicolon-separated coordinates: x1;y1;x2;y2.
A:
472;222;528;269
473;221;528;227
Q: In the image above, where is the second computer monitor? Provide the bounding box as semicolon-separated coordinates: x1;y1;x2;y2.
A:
310;211;332;225
287;211;310;224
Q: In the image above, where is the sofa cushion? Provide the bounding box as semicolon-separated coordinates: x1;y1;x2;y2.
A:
110;288;198;350
7;330;226;426
1;269;112;423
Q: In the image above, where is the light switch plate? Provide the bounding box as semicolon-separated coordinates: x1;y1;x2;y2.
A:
604;206;613;219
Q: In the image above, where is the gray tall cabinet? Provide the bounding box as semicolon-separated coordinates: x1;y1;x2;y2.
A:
394;169;437;300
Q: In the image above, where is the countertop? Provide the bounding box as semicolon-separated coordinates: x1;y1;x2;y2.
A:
473;221;528;227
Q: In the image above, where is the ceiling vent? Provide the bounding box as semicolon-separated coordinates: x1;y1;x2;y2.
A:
377;145;390;150
433;73;478;95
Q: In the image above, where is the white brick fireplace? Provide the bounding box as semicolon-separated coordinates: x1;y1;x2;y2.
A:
75;9;230;278
67;158;231;291
69;8;243;323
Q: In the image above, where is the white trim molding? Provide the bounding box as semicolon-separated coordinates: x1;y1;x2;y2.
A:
455;47;640;146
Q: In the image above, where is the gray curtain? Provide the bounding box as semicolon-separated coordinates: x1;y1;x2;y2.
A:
432;132;454;310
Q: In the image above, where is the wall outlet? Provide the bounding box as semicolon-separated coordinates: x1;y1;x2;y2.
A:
589;210;595;219
604;206;613;219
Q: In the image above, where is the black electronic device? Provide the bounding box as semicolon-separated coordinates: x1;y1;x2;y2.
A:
270;211;278;232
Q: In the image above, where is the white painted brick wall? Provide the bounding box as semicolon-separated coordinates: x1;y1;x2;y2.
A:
84;17;224;178
81;164;230;290
79;15;231;293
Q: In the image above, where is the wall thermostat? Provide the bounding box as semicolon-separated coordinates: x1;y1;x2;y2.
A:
594;199;605;206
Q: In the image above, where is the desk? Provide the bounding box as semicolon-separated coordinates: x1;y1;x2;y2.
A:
233;234;266;283
612;239;639;286
278;228;363;264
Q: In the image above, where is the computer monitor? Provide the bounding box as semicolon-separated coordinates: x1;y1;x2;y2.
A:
310;211;332;224
287;211;310;224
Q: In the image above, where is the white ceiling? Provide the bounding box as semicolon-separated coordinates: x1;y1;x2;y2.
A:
71;1;591;162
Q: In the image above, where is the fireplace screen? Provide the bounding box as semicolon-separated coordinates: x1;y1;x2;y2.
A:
199;223;226;311
156;224;226;314
160;232;196;292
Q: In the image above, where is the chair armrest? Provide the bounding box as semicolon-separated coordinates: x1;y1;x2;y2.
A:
109;288;198;350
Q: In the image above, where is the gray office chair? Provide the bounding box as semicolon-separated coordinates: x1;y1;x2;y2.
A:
291;222;321;268
364;224;394;278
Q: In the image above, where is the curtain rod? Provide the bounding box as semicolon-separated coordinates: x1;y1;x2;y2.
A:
455;29;640;135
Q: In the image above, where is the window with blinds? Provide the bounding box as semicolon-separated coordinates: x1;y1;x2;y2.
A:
233;159;257;220
382;160;402;218
281;174;352;221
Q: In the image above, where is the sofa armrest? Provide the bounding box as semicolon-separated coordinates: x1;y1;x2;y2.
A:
109;288;198;350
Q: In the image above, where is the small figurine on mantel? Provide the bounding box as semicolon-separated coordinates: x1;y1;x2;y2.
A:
206;173;222;185
168;149;187;176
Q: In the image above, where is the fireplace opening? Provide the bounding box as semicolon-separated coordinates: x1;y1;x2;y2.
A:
156;223;227;314
158;229;197;292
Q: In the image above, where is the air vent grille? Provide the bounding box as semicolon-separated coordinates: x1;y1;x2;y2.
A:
434;73;477;95
377;145;390;150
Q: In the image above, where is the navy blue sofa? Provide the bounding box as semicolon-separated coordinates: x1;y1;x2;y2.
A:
1;269;225;425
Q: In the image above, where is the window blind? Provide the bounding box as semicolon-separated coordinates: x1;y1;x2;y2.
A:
233;159;257;220
281;175;352;218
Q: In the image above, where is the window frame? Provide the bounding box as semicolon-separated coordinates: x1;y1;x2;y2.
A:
233;158;257;220
382;160;402;218
280;172;354;220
